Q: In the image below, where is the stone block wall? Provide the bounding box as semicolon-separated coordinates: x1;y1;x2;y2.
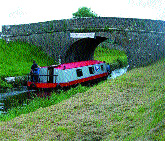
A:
1;17;165;69
2;17;165;36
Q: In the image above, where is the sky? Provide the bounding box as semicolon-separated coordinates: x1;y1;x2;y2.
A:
0;0;164;32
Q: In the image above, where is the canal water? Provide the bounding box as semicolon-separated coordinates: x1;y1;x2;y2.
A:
108;65;129;79
0;88;34;114
0;88;51;115
0;66;129;115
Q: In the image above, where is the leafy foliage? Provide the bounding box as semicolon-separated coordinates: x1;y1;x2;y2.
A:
72;7;98;18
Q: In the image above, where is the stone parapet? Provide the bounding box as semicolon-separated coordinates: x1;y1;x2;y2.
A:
2;17;165;37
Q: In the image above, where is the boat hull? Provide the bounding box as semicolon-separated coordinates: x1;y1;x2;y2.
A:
27;72;108;89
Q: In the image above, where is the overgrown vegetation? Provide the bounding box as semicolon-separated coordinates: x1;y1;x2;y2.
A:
0;39;127;88
0;39;55;88
0;58;164;140
0;39;128;121
0;84;90;121
94;46;128;70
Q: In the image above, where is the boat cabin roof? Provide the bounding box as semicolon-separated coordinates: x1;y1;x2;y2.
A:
41;60;104;70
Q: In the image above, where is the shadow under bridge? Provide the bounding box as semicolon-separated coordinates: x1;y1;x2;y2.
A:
65;36;107;63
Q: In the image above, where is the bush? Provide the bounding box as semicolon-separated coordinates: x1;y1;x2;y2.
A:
116;57;128;68
110;62;120;71
108;57;128;71
0;78;12;88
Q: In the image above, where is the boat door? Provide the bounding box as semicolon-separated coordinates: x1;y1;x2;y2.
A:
47;67;54;83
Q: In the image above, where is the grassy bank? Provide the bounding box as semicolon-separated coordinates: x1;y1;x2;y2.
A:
0;85;91;121
0;58;164;140
94;46;128;70
0;41;128;120
0;39;55;88
0;39;127;88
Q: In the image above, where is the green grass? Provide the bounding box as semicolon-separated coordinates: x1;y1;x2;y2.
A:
127;97;165;140
0;39;128;120
94;46;128;69
0;39;128;88
0;59;164;140
0;84;90;121
0;39;55;88
94;46;127;63
104;58;165;140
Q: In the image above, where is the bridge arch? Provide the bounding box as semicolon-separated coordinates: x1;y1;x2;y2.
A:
65;36;107;63
64;31;128;65
2;17;164;69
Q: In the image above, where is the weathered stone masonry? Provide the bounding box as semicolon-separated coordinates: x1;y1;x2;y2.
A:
2;17;165;69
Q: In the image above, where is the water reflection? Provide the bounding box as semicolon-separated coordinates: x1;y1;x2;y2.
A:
0;89;52;115
0;86;28;99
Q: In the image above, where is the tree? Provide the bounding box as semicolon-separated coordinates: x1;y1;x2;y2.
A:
72;7;98;18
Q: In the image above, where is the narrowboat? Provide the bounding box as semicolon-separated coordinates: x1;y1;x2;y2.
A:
27;60;108;89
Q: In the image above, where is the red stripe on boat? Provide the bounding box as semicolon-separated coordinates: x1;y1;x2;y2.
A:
27;82;57;88
27;72;108;89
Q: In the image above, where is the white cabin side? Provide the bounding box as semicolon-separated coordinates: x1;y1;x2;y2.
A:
56;63;107;83
37;63;107;84
39;67;48;83
54;69;61;83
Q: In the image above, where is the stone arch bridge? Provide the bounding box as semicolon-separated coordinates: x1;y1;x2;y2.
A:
2;17;165;69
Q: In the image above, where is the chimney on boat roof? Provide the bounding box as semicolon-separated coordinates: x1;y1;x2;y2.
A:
59;55;61;65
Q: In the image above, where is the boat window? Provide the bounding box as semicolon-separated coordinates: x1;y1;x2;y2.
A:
76;69;83;77
101;65;104;71
89;66;95;74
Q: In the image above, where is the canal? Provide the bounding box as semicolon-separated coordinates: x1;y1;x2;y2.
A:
0;66;129;115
